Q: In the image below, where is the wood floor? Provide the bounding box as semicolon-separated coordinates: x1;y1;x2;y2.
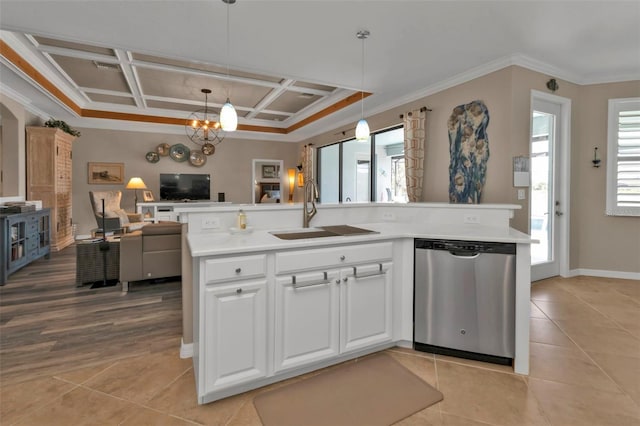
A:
0;244;183;386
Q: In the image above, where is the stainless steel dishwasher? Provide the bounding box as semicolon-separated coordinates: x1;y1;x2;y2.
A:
414;239;516;365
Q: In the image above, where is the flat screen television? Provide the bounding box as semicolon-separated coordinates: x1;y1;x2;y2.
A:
160;173;211;201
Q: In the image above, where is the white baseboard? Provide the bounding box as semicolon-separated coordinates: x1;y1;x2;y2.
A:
180;338;193;359
569;268;640;281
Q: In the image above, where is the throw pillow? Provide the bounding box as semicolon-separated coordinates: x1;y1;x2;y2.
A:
113;208;130;225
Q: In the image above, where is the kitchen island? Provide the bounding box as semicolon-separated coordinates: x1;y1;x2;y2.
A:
182;203;533;404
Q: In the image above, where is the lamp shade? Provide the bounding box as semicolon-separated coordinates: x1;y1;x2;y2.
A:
126;177;147;189
220;99;238;131
355;118;370;141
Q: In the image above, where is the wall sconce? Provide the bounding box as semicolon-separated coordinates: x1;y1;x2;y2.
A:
592;147;601;167
288;168;296;202
297;171;304;187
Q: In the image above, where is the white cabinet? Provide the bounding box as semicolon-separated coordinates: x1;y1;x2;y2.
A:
274;243;393;373
340;262;393;353
274;270;340;372
197;255;268;397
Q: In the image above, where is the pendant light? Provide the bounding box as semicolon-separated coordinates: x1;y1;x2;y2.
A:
355;29;370;142
185;88;224;153
220;0;238;131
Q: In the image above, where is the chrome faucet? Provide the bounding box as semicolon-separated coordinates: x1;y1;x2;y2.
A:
303;178;319;228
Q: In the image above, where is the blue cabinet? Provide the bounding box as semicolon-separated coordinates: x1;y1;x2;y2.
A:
1;209;50;285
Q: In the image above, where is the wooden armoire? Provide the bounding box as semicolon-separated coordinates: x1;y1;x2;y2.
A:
26;127;76;251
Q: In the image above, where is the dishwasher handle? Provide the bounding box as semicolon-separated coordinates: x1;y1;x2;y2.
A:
448;250;480;258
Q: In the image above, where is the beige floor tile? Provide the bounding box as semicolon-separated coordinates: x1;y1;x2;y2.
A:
433;354;514;374
435;360;548;426
529;317;574;347
530;302;547;318
555;321;640;356
533;299;617;326
13;386;138;426
587;350;640;406
120;406;195;425
529;342;621;393
53;360;117;385
528;377;640;426
227;399;264;426
388;350;438;385
394;404;442;425
441;413;498;425
146;369;249;426
0;376;76;425
82;349;192;404
531;280;576;303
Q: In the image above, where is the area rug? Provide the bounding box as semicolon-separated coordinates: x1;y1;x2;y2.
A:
253;352;443;426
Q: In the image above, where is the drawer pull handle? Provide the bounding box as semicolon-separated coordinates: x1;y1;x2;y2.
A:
292;272;330;289
353;263;385;279
235;268;242;274
236;288;242;294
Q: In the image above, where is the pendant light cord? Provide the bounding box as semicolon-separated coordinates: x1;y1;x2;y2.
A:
361;34;364;120
226;1;231;98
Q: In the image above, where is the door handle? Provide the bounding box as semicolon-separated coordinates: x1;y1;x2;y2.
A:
555;210;564;217
292;271;330;288
352;263;385;279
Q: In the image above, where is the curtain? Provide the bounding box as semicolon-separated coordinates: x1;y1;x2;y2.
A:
403;108;426;202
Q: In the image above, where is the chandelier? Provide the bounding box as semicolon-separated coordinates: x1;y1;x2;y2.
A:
185;88;225;156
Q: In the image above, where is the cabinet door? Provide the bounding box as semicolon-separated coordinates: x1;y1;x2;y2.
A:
340;262;393;353
202;279;267;393
274;270;340;372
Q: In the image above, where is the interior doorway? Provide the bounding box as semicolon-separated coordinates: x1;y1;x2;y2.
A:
530;91;571;281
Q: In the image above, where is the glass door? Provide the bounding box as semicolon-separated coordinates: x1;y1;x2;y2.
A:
531;98;562;280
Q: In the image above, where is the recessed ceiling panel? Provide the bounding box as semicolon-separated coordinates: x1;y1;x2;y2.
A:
147;99;249;118
137;67;272;111
293;81;336;92
266;91;321;114
132;52;283;84
33;36;115;56
254;112;290;122
51;54;129;92
87;93;135;106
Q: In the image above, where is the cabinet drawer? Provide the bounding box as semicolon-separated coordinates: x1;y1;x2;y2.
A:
275;242;393;274
203;254;267;284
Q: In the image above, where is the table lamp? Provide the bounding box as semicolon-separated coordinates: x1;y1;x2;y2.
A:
126;177;147;211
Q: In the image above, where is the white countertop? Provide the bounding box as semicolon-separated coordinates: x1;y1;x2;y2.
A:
187;222;533;257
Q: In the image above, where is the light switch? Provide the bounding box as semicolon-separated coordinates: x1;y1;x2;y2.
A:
517;189;526;200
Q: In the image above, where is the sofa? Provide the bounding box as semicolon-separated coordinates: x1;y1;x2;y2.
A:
119;222;182;292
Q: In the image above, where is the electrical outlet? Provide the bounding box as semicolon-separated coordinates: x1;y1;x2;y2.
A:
382;212;395;221
202;216;221;229
517;189;526;200
463;214;480;224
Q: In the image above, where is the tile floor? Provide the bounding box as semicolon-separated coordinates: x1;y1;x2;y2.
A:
1;275;639;425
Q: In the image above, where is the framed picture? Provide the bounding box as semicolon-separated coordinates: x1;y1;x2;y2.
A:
88;162;124;184
262;165;277;178
142;190;155;202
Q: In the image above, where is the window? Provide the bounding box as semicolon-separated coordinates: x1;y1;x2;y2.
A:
317;126;406;203
606;98;640;216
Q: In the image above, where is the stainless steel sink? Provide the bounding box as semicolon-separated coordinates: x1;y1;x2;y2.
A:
270;225;377;240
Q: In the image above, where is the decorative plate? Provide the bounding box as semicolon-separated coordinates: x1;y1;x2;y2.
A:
189;150;206;167
145;151;160;163
169;143;190;162
156;142;171;156
202;143;215;156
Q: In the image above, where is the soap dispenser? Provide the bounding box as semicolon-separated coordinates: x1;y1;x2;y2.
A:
237;209;247;230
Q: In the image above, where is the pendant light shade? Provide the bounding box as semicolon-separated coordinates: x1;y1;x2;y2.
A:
355;118;370;141
220;98;238;131
355;30;370;142
221;0;238;132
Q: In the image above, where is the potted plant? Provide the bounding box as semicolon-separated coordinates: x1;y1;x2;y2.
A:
44;118;81;137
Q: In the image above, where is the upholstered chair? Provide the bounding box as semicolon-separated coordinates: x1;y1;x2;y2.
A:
89;190;145;233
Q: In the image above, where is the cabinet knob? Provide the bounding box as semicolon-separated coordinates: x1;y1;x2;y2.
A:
340;255;346;261
235;268;241;274
335;279;341;284
236;288;242;294
343;277;348;283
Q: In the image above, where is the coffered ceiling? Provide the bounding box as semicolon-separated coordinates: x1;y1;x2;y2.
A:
1;1;639;143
